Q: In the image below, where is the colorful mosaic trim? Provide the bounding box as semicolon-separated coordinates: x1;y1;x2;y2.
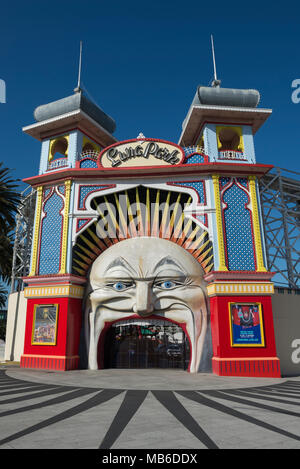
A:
185;153;206;164
218;176;266;273
59;180;72;274
249;176;267;272
24;284;85;299
221;178;256;271
168;181;206;204
206;282;274;296
79;158;98;169
78;185;116;210
29;186;43;276
20;355;79;371
76;218;93;232
36;181;72;276
212;357;281;378
183;146;209;164
38;189;64;275
212;174;228;271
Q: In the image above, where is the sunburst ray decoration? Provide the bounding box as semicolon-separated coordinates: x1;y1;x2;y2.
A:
72;186;214;276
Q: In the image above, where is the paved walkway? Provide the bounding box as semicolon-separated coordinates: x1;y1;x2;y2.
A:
0;365;299;449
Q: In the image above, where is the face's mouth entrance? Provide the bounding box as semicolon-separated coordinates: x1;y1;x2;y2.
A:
102;317;191;370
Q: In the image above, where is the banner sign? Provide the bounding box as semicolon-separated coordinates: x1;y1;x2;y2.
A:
100;139;185;168
31;304;59;345
229;302;265;347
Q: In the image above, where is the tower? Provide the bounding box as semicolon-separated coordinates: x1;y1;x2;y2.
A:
179;84;280;377
20;90;117;370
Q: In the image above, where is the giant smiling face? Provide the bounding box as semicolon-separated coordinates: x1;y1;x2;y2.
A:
85;237;211;373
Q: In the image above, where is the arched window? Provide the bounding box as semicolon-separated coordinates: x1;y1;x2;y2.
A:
218;128;240;151
216;126;245;160
49;136;69;161
82;142;95;153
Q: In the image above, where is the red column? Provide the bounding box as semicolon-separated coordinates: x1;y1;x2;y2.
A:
209;294;281;377
21;296;82;371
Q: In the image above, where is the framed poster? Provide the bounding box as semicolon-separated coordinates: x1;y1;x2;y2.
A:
31;304;59;345
229;302;265;347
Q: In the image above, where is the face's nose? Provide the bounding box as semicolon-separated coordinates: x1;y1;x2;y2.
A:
133;282;154;316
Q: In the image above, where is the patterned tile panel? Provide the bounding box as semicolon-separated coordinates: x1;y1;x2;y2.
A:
38;191;64;275
222;182;255;271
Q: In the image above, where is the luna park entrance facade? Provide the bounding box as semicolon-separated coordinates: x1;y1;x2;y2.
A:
103;318;190;370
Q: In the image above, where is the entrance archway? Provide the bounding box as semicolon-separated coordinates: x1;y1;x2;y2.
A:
103;319;190;370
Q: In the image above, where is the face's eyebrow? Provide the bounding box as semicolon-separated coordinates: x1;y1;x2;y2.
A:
153;256;187;275
104;257;137;276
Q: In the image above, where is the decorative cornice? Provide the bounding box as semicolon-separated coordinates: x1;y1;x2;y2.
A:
24;284;85;299
22;163;274;187
207;281;274;296
23;274;87;286
204;270;275;283
178;105;272;146
22;109;117;147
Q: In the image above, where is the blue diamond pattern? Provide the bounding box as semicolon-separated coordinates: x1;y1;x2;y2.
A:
39;192;64;275
223;183;255;271
171;181;205;204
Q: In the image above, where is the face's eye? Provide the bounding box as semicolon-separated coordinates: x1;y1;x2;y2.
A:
154;280;179;290
107;281;134;291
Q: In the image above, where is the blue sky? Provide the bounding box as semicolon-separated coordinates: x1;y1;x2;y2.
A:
0;0;300;190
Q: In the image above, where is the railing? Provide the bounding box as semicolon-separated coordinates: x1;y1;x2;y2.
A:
218;150;246;160
47;158;68;170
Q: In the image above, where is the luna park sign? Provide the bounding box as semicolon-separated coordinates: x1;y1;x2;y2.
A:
100;139;185;168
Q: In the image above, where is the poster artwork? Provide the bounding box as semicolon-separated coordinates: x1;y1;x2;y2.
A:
31;304;58;345
229;303;265;347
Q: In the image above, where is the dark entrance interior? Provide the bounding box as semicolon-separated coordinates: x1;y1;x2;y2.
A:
104;319;190;370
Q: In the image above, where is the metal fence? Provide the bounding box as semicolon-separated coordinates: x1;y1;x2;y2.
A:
259;167;300;289
10;187;36;293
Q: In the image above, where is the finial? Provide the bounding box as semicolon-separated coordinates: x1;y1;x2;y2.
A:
74;40;83;93
137;132;146;140
211;35;221;88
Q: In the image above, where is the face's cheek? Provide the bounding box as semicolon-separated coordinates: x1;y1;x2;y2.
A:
154;284;206;315
153;284;208;373
90;287;137;313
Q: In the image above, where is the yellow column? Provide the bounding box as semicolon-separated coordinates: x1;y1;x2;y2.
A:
59;180;72;274
249;175;267;272
212;174;228;271
29;186;43;276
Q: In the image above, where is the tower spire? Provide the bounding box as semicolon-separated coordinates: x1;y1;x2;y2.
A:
74;40;83;93
211;35;221;88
